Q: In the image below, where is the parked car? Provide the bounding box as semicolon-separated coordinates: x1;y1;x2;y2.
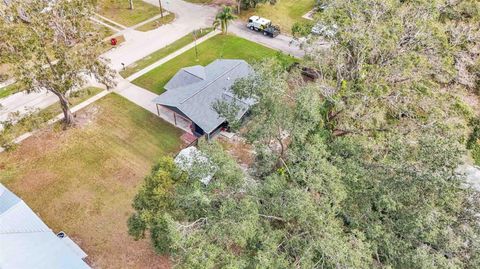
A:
247;16;281;38
247;16;271;31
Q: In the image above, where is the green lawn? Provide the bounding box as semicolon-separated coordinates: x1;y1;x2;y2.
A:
95;22;115;39
240;0;315;34
132;34;295;94
0;93;182;268
120;28;213;78
97;0;162;27
0;83;20;99
135;13;175;32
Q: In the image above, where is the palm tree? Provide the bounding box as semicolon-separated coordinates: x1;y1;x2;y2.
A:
213;6;237;34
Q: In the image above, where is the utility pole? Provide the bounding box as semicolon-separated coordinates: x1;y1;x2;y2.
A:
158;0;163;18
193;30;199;62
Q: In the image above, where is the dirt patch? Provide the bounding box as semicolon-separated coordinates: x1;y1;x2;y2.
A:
462;91;480;116
0;64;9;81
74;104;101;128
218;134;254;169
111;162;144;187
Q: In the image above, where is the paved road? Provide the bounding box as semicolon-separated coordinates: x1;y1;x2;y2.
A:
0;90;57;123
0;77;106;125
229;20;305;59
0;1;216;124
126;30;220;81
103;0;217;71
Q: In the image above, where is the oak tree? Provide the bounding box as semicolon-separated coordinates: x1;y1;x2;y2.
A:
0;0;115;127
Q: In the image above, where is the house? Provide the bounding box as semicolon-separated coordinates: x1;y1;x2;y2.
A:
153;59;254;139
0;183;90;269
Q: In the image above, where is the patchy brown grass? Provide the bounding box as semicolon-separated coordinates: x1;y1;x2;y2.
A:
0;93;182;269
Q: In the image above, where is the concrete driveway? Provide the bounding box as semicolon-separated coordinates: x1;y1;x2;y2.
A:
103;0;217;71
229;20;305;59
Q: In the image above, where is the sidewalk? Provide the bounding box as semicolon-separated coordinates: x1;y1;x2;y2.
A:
94;13;127;30
91;17;122;32
0;89;110;152
116;29;220;118
0;78;106;124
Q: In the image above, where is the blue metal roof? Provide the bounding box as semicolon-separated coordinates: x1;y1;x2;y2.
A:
0;183;90;269
0;186;20;215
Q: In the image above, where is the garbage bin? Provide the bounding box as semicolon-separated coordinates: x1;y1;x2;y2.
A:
110;38;117;46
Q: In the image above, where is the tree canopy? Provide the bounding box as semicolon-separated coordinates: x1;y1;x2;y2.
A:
213;6;237;34
0;0;115;126
129;0;480;268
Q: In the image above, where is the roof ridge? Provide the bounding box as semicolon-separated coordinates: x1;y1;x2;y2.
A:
0;197;21;217
179;61;243;105
0;229;52;235
182;65;206;80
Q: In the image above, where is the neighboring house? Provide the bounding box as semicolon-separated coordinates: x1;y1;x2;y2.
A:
175;146;216;185
0;183;90;269
153;59;254;139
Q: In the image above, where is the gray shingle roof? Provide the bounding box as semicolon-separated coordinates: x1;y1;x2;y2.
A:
153;59;254;133
164;66;205;91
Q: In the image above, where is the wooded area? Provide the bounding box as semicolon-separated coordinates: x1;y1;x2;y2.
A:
129;0;480;268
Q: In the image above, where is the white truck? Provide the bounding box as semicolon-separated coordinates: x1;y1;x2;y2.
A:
247;16;280;38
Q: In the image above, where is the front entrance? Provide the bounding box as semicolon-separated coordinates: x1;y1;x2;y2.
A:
193;124;204;137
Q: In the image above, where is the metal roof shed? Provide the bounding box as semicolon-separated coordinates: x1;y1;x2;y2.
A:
0;184;90;269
